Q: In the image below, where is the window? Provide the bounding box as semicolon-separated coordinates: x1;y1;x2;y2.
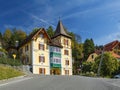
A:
20;48;23;54
65;70;69;75
39;56;45;63
52;58;61;64
53;59;56;63
58;48;60;52
65;60;69;65
64;39;66;45
25;56;29;64
56;48;58;52
40;34;44;38
39;68;45;74
64;50;69;55
91;55;94;59
25;45;29;52
56;59;58;63
66;40;69;46
64;39;69;46
38;44;44;50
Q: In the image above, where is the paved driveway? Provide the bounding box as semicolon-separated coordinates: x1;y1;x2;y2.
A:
0;75;120;90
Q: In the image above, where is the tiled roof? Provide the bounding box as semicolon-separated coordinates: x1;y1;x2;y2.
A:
104;40;119;51
112;52;120;59
52;20;71;39
95;49;102;55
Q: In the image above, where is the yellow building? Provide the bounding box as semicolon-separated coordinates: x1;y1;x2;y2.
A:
19;20;72;75
86;53;98;62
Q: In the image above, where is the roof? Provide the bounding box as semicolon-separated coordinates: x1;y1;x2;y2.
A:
112;52;120;59
52;20;71;39
104;40;120;51
19;28;51;47
19;28;63;48
48;42;63;48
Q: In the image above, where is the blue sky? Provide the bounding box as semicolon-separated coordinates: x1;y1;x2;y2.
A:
0;0;120;45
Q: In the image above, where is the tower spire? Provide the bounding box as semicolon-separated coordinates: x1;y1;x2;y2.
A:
52;20;71;39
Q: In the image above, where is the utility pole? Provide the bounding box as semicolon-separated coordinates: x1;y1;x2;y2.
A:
97;49;104;77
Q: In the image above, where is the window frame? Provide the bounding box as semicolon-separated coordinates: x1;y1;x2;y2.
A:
64;50;69;55
38;44;45;50
65;70;69;75
65;60;69;65
39;68;45;74
39;56;45;63
40;33;44;39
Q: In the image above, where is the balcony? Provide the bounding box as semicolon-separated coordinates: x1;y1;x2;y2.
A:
50;63;61;68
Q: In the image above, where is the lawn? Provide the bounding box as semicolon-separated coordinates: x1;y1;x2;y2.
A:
0;65;24;80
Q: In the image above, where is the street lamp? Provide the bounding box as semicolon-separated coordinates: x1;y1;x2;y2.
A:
15;40;19;47
97;48;104;77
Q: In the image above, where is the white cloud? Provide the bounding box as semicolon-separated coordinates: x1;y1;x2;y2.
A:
22;10;56;28
62;0;120;20
94;32;120;45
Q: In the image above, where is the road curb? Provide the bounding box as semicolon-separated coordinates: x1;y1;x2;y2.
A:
0;75;27;83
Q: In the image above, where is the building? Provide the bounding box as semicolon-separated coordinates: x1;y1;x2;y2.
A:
104;40;120;60
87;40;120;62
19;20;72;75
87;53;98;62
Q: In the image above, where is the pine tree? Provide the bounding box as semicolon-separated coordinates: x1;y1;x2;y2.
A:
83;38;95;61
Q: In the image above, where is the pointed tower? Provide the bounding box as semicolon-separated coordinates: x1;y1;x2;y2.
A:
52;20;71;39
52;20;72;75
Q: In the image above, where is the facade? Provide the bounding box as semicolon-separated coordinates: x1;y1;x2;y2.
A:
19;20;72;75
87;53;98;62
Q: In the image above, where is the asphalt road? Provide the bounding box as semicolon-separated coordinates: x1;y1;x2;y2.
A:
0;75;120;90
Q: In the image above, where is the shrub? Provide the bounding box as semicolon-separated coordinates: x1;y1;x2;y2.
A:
0;57;22;66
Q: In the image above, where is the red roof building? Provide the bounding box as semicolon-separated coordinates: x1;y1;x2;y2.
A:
104;40;120;59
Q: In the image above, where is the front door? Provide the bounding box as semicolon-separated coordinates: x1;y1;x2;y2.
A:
50;68;61;75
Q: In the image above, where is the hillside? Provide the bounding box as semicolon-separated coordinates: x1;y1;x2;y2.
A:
0;65;24;80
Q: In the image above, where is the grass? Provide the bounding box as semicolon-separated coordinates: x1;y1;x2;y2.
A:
0;65;24;80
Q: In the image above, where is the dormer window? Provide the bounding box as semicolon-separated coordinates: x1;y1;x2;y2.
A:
40;34;44;38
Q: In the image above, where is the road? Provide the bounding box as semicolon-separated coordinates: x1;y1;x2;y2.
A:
0;75;120;90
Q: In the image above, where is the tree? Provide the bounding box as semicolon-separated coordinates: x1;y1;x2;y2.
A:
83;38;95;61
82;62;94;73
3;29;12;48
11;29;27;46
75;33;82;44
0;32;2;39
0;32;2;45
47;26;54;37
2;28;27;49
93;52;119;77
68;32;83;74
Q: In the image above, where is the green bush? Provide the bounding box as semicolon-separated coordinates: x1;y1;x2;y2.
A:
0;57;22;66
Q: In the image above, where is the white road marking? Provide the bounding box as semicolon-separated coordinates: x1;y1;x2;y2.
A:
0;77;33;87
